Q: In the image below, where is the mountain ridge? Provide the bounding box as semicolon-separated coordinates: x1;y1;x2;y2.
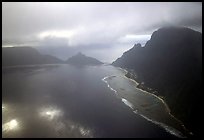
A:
2;46;63;66
66;52;103;66
112;26;202;137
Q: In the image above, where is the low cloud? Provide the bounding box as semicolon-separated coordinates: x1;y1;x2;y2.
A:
2;2;202;62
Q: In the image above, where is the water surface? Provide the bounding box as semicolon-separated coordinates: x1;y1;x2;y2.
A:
2;64;177;138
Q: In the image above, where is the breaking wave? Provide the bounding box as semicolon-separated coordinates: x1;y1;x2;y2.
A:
102;75;186;138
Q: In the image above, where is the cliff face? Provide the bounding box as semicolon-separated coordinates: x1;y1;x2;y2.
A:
112;27;202;136
66;52;103;66
2;47;63;66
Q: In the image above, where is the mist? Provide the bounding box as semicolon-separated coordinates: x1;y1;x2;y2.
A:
2;2;202;62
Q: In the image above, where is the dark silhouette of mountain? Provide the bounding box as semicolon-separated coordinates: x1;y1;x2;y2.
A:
2;47;63;66
112;26;202;137
66;52;103;65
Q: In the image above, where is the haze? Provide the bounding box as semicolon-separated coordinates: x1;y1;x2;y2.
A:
2;2;202;62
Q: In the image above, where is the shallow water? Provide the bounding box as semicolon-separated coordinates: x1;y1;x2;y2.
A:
102;74;188;137
2;64;177;138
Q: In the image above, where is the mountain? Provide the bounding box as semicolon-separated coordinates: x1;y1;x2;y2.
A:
2;47;63;66
66;52;103;65
112;27;202;137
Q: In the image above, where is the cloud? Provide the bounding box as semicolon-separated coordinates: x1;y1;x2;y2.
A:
117;34;151;46
2;2;202;62
39;36;69;47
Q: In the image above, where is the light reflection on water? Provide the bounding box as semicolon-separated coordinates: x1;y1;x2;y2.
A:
3;119;18;132
39;106;63;120
2;103;93;138
37;105;93;137
2;103;21;136
2;104;6;111
3;65;179;138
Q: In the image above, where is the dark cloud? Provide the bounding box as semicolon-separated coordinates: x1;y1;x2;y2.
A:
2;2;202;62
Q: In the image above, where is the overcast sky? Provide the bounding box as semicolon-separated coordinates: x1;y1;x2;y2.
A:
2;2;202;62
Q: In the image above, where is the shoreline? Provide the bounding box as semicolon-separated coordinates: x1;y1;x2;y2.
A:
117;67;192;137
102;75;185;138
104;66;192;137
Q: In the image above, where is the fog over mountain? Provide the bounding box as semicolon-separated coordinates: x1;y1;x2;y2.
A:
2;2;202;62
2;47;63;66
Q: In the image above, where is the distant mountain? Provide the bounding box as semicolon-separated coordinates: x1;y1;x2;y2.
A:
66;52;103;65
112;27;202;137
2;47;63;66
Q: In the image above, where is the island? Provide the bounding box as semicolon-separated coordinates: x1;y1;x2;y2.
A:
66;52;103;66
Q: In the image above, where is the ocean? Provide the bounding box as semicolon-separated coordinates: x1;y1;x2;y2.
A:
2;64;182;138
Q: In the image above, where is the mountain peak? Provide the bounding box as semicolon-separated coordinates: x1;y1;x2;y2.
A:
66;53;103;66
76;52;84;56
133;43;142;48
112;26;202;136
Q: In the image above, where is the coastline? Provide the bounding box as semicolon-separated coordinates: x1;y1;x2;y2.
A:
102;65;192;137
116;66;192;137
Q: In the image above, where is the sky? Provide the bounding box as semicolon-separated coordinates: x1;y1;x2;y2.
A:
2;2;202;63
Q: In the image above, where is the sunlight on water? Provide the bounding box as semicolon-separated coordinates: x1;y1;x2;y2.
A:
79;127;91;136
39;106;63;120
3;119;18;132
2;104;6;111
37;105;93;137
